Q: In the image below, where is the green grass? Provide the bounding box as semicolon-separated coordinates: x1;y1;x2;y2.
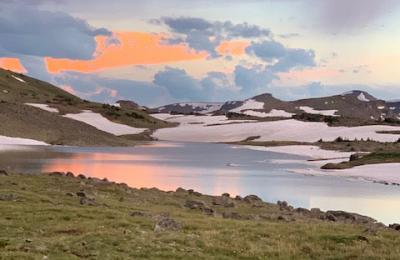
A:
1;173;400;259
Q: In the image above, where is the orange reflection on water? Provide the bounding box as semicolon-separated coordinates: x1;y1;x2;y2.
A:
41;152;242;196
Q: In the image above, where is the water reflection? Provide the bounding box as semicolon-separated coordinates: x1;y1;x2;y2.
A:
1;142;400;224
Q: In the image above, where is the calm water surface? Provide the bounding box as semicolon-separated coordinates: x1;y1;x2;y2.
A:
1;142;399;224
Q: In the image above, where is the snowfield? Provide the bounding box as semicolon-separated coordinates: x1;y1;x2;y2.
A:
242;144;400;185
0;135;47;150
64;110;147;136
357;93;370;102
153;116;400;143
242;109;294;118
299;106;338;116
230;99;264;112
25;103;59;113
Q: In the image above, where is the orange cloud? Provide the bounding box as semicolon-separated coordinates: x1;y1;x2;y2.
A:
216;41;250;56
46;32;208;74
0;58;27;73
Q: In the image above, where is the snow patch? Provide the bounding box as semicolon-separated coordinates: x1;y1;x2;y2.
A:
299;106;338;116
230;99;264;113
357;93;370;102
243;109;294;118
25;103;59;113
153;117;400;143
0;135;47;148
11;75;26;83
64;110;146;135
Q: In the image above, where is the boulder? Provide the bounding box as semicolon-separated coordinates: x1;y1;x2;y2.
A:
184;200;214;216
277;201;293;211
79;197;97;206
0;194;18;201
212;196;235;208
243;195;262;204
154;216;182;232
389;223;400;231
49;172;64;177
76;191;87;198
66;172;75;177
0;170;9;176
326;210;376;224
188;189;202;196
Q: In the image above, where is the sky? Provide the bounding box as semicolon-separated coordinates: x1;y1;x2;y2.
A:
1;0;400;106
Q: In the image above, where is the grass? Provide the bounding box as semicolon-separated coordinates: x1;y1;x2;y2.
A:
322;152;400;170
1;172;400;259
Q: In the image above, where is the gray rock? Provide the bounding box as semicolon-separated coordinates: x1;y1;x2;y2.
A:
76;191;87;198
184;200;214;216
389;223;400;231
212;196;235;208
0;170;9;176
66;172;75;177
154;216;182;232
79;197;97;206
0;194;18;201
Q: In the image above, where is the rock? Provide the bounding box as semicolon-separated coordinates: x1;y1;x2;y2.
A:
234;195;243;201
154;216;182;232
357;235;369;243
0;170;9;176
188;189;202;196
221;193;230;198
222;212;242;220
310;208;324;218
184;200;214;216
77;174;86;179
49;172;64;177
295;208;310;215
79;197;96;206
0;194;18;201
65;192;75;197
66;172;75;177
130;211;149;217
325;210;376;224
277;201;292;211
350;153;364;161
326;214;337;222
212;196;235;208
175;187;186;193
243;195;262;204
277;215;290;222
76;191;87;198
389;223;400;231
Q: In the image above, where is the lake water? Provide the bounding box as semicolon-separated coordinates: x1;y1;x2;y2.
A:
1;142;400;224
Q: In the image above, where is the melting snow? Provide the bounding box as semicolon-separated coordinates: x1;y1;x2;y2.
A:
357;93;370;102
64;110;146;135
243;109;294;118
11;75;26;83
25;103;59;113
0;135;47;147
153;117;400;143
230;99;264;113
299;106;338;116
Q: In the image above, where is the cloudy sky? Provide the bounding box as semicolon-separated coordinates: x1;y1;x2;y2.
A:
1;0;400;106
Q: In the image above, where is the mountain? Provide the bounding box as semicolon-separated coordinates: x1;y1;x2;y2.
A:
152;90;400;124
154;102;223;114
0;68;171;146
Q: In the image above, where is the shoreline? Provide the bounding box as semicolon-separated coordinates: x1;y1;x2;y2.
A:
1;170;400;258
240;144;400;186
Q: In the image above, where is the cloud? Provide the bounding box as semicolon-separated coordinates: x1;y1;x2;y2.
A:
0;58;26;73
156;17;271;57
314;0;400;32
0;2;111;60
46;32;207;73
54;72;174;106
153;67;203;100
234;65;277;96
246;40;316;72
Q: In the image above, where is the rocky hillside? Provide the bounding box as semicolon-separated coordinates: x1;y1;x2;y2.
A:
0;68;171;146
153;90;400;125
154;102;223;114
2;171;400;259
